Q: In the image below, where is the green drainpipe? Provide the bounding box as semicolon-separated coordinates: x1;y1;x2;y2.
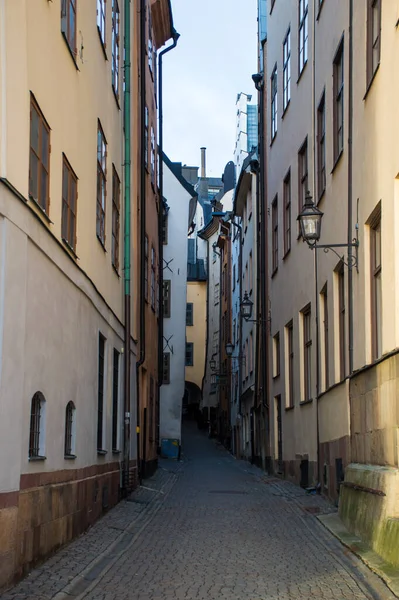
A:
123;0;132;494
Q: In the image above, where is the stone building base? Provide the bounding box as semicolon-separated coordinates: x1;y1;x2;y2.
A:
0;461;138;591
339;463;399;567
320;435;350;502
272;458;318;489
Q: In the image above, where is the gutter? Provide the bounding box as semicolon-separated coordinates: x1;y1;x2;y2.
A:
122;0;132;494
136;0;147;484
348;0;354;375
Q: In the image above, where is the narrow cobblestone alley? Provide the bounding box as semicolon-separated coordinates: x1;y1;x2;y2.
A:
1;424;395;600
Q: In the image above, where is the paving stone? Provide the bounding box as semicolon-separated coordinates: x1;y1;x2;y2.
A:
1;424;395;600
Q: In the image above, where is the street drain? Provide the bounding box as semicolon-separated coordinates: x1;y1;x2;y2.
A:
209;490;248;495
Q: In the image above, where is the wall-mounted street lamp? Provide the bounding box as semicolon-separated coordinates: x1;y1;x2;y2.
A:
240;291;254;322
225;341;246;362
225;342;234;357
297;191;359;269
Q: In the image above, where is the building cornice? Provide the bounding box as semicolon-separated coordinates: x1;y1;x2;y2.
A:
151;0;173;49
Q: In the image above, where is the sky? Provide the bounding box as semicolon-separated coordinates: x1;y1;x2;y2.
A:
162;0;258;178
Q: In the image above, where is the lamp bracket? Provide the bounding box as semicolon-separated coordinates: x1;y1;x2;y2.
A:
307;240;359;271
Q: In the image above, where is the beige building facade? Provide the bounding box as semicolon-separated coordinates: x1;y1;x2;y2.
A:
0;0;173;589
266;0;399;563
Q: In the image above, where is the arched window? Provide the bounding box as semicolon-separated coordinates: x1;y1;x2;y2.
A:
29;392;46;458
64;401;76;457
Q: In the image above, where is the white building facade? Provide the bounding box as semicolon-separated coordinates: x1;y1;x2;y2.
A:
160;155;197;456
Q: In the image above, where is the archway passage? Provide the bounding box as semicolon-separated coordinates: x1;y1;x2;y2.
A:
183;381;202;423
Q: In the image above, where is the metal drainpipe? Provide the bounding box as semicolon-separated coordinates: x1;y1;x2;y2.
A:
254;64;268;464
311;0;321;487
348;0;354;376
122;0;132;495
136;0;147;484
157;31;179;448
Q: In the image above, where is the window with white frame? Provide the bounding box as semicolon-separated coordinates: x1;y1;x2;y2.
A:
97;0;106;46
29;392;46;459
112;349;120;451
271;64;278;140
298;0;309;75
112;0;120;98
97;333;106;451
64;401;76;457
283;29;291;111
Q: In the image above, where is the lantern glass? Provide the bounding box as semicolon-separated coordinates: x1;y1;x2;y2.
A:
241;291;253;321
225;342;234;357
297;192;323;244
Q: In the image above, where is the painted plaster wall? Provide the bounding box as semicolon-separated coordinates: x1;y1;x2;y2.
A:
185;282;207;391
160;161;192;442
201;228;221;411
267;0;349;480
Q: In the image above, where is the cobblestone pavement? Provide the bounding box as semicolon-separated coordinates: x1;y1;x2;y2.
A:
1;423;395;600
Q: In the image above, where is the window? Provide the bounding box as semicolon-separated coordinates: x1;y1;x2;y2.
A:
298;138;308;227
61;155;77;252
302;306;312;401
148;6;154;74
150;126;155;184
29;392;46;458
163;280;171;318
272;195;278;272
224;310;229;344
97;0;106;46
222;265;226;298
144;107;149;169
163;353;171;384
273;332;280;378
29;96;50;213
96;122;107;246
298;0;309;74
61;0;77;55
271;64;278;140
151;247;156;310
186;302;194;326
144;235;149;302
367;0;381;86
185;342;194;366
112;0;120;98
321;286;329;390
249;252;253;292
149;377;155;443
283;170;291;255
112;349;119;451
111;166;120;271
337;264;346;380
333;39;344;162
317;93;326;198
233;264;236;291
283;29;291;111
97;333;106;451
162;211;168;244
65;401;76;457
249;331;254;373
371;216;382;360
286;322;294;407
214;283;220;305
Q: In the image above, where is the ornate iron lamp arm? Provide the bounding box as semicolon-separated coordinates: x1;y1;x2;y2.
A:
307;240;359;271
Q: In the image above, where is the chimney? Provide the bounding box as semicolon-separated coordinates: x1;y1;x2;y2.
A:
200;147;206;178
